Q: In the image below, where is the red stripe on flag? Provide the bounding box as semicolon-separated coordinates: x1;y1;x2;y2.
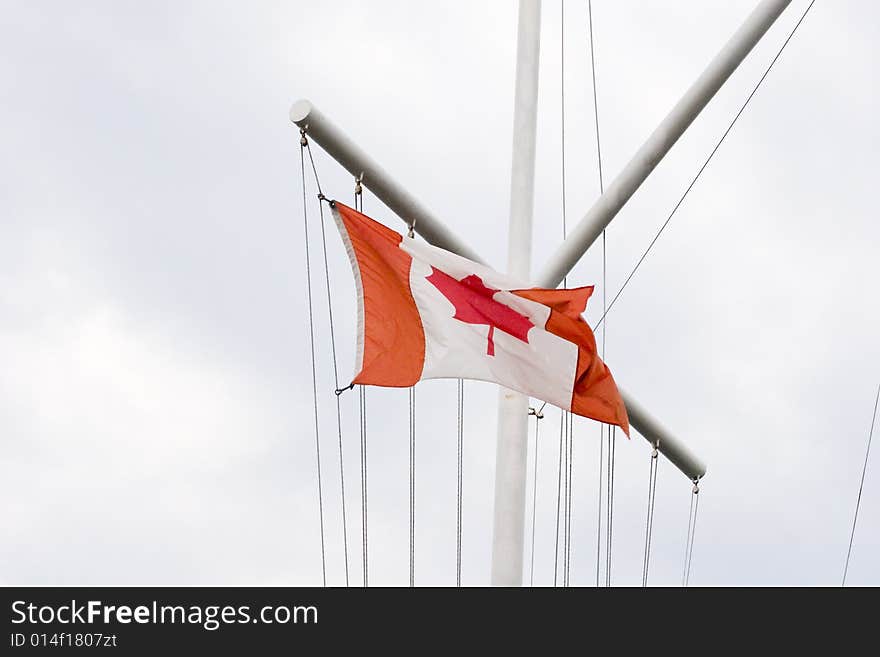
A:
334;203;425;387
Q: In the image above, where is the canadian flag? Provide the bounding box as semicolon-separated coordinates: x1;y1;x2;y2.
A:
331;202;629;435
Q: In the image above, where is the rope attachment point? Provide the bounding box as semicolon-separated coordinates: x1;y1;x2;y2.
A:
529;401;548;420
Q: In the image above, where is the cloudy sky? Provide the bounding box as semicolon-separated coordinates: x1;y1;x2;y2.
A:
2;0;878;586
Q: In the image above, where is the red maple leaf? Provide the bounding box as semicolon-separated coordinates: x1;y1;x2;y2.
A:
425;267;533;356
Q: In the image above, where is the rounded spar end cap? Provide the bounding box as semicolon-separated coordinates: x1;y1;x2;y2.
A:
289;98;313;125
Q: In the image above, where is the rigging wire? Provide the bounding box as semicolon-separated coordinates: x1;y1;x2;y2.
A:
587;0;604;194
842;382;880;586
299;132;327;586
641;443;659;587
587;0;612;588
359;385;368;587
553;409;564;586
568;424;573;586
682;484;695;584
528;404;544;586
592;0;817;333
355;178;369;588
606;427;616;586
682;478;700;587
596;423;603;587
557;0;577;588
560;0;568;272
305;136;350;586
552;0;567;585
409;385;417;587
456;379;464;587
565;412;574;586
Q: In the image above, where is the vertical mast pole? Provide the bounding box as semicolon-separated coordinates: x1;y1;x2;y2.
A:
491;0;542;587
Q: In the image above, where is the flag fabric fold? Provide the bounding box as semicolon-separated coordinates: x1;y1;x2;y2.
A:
330;201;629;435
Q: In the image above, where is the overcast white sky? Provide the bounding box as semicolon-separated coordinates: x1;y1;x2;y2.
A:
2;0;878;586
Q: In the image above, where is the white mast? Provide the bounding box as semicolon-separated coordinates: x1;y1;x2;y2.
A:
491;0;542;587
